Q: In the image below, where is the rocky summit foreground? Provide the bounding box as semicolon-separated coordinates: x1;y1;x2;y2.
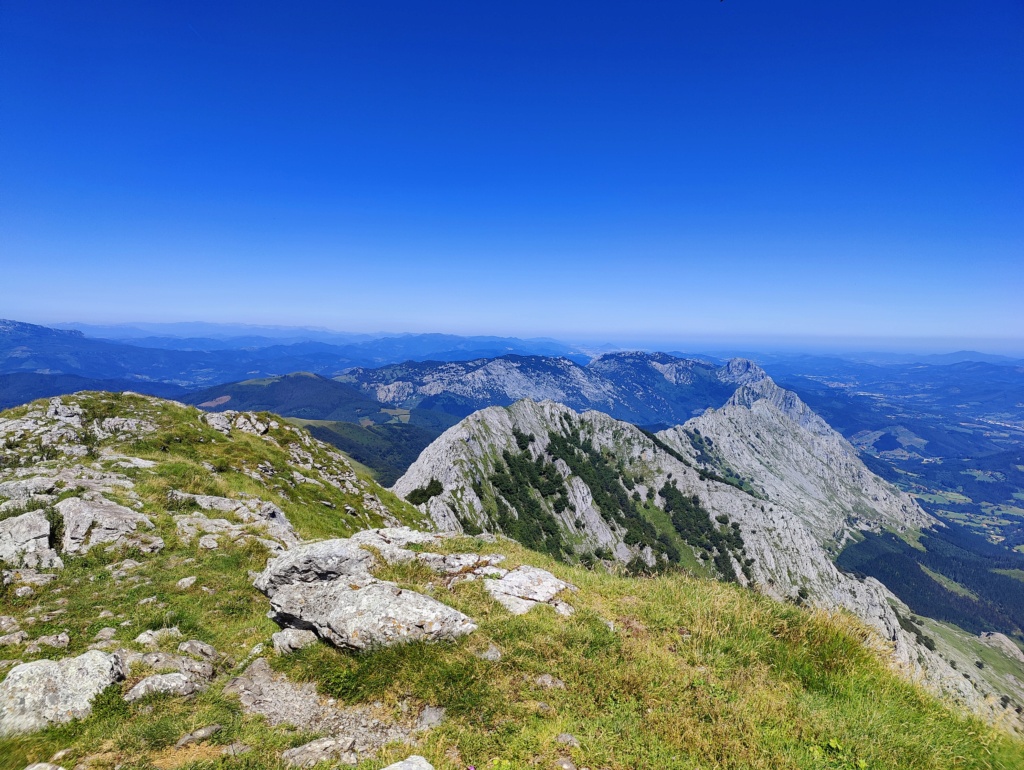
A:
0;392;1022;769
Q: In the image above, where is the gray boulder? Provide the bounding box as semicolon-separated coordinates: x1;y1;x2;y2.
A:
383;758;435;770
0;510;62;569
124;672;198;702
484;566;574;615
118;650;214;683
55;497;156;555
268;581;477;651
254;538;377;596
177;639;218;661
272;628;319;655
0;650;125;735
281;736;357;767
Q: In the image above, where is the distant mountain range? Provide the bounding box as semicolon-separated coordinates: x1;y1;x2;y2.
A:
0;319;587;387
4;318;1024;542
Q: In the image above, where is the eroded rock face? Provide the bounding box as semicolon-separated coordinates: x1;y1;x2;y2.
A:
269;581;477;651
56;496;160;555
253;538;378;597
0;510;62;569
0;650;125;735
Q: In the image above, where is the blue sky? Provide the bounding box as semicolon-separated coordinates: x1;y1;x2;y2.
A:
1;1;1021;350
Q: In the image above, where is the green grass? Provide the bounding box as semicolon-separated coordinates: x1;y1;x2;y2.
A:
920;564;980;600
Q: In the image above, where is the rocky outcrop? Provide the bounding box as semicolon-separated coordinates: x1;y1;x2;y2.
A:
391;397;1005;724
124;672;199;702
664;376;935;552
0;510;62;569
255;528;569;651
484;566;574;616
55;496;161;555
169;490;299;548
269;580;477;650
224;658;440;764
0;650;125;735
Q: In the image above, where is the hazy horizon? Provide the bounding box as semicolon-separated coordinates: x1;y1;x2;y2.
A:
21;318;1024;359
2;2;1021;345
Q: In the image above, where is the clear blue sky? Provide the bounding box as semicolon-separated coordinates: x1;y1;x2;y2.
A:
1;1;1021;350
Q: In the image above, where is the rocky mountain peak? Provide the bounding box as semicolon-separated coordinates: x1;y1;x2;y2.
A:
716;357;768;385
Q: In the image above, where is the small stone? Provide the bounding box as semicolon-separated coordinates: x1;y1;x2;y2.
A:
476;643;502;661
416;705;445;730
222;742;252;756
0;616;19;633
281;736;356;767
98;610;114;619
536;674;566;690
272;628;318;655
556;733;581;748
382;757;435;770
93;628;116;642
137;596;156;606
178;639;217;661
176;576;197;590
134;627;182;647
38;632;69;649
198;535;219;550
174;723;222;748
554;759;577;770
0;631;28;646
23;763;67;770
14;586;34;598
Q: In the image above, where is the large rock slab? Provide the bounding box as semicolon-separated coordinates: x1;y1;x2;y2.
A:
269;581;477;650
254;538;377;597
169;491;298;548
484;566;574;615
0;510;63;569
55;496;157;555
0;650;125;735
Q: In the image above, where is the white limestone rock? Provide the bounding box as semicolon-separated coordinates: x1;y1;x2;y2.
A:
272;628;319;655
282;736;356;768
484;566;574;615
268;581;477;651
0;650;125;735
253;538;377;597
0;510;62;569
383;758;435;770
124;672;198;702
55;496;157;555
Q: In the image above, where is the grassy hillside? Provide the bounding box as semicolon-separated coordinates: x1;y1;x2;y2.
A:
1;393;1022;769
294;419;440;486
4;536;1022;769
183;373;458;482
